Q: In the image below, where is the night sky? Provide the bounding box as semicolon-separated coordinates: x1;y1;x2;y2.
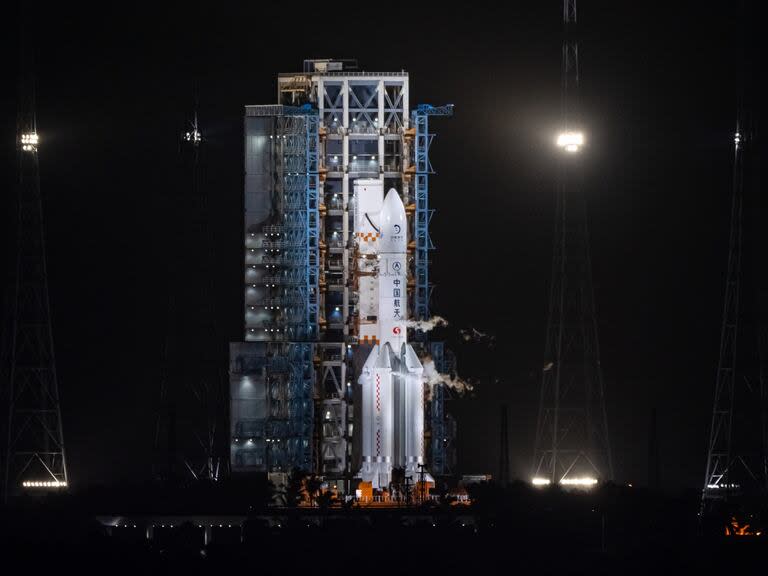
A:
1;2;764;490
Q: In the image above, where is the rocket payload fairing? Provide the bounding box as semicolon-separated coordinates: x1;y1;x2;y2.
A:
355;182;429;490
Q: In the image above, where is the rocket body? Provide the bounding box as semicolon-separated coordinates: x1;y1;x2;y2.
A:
355;186;429;490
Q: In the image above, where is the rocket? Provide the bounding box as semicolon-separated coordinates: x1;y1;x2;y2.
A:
357;187;428;490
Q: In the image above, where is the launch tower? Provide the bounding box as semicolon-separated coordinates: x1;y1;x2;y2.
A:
231;60;454;495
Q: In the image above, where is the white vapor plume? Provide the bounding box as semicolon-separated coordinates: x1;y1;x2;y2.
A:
422;356;474;395
406;315;449;332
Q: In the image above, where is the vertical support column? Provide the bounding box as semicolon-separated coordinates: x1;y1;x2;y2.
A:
342;80;350;180
400;79;410;203
342;174;349;336
402;80;409;130
318;78;325;125
412;112;430;322
305;113;320;340
342;80;349;133
378;80;385;174
342;80;350;335
204;524;213;546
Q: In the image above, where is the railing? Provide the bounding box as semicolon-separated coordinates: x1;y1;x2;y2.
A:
263;275;307;286
262;240;306;249
352;493;470;504
320;125;403;136
348;123;378;135
314;71;408;77
249;298;304;307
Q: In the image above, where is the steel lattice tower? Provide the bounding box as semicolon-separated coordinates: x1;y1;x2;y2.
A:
3;43;68;499
701;2;766;513
185;104;226;481
701;113;746;506
532;0;613;485
700;109;766;512
153;91;225;483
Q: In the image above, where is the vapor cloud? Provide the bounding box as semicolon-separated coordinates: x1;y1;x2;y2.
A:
406;315;449;332
422;356;474;395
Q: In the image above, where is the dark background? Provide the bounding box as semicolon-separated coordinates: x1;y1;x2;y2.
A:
1;2;764;490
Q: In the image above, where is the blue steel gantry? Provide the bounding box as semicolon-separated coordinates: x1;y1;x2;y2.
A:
411;104;454;323
412;105;455;478
232;105;318;475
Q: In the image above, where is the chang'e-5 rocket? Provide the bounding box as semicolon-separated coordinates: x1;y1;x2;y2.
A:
354;180;429;490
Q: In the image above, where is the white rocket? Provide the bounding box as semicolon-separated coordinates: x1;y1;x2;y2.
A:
355;183;428;490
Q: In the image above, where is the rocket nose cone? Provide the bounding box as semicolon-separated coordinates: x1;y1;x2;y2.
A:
384;188;404;208
380;189;406;252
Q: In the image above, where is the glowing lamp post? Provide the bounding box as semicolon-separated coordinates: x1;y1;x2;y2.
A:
556;131;584;153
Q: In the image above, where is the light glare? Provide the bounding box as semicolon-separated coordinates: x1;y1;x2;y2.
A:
560;476;598;486
20;132;39;151
556;131;584;152
22;480;67;488
184;128;202;144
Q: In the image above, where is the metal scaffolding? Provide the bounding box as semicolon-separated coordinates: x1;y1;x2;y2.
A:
265;343;314;472
411;104;453;323
428;341;457;476
244;105;319;343
233;105;319;474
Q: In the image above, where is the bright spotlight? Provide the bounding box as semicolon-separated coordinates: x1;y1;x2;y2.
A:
532;477;552;486
20;132;39;152
556;131;584;153
184;128;202;144
559;476;598;487
22;480;67;488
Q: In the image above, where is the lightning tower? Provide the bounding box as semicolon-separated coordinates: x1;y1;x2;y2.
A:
154;84;225;482
3;28;68;499
700;17;766;510
532;0;613;486
181;95;225;482
701;111;753;510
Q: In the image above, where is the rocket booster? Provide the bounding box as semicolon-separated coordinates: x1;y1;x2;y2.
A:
358;188;428;490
